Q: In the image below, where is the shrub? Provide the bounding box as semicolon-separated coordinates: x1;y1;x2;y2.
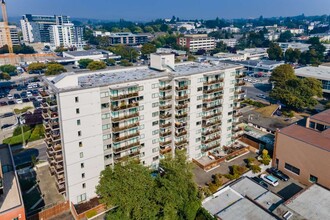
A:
251;165;261;173
3;130;32;145
29;124;45;141
85;209;97;219
208;183;219;194
260;149;271;165
13;125;31;136
14;106;33;114
195;207;217;220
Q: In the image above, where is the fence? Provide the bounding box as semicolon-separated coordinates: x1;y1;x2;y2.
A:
27;201;70;220
71;202;106;220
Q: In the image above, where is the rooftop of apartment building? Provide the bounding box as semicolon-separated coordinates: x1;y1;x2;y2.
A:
62;49;113;57
44;57;241;92
278;124;330;152
183;34;211;38
203;177;281;220
0;145;24;214
284;184;330;220
310;108;330;125
295;65;330;80
236;48;268;55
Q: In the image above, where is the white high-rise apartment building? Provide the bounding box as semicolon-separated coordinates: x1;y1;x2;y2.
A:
49;23;84;49
41;53;245;204
0;23;19;48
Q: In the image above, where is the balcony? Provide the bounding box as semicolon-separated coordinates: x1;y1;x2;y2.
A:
160;113;172;119
160;130;171;137
201;142;220;152
202;128;221;136
56;182;66;194
204;78;224;85
54;164;64;174
235;82;246;86
202;120;221;128
204;87;223;94
112;122;139;132
45;100;57;108
234;98;245;102
234;112;243;117
54;154;63;162
110;92;139;101
175;122;187;129
175;85;188;91
111;102;139;111
159;85;172;91
51;133;61;142
203;95;222;102
233;105;243;110
159;95;172;101
115;150;140;162
113;141;140;153
175;104;188;110
202;112;222;120
175;113;188;119
234;90;245;95
111;112;139;122
203;104;222;111
53;144;62;152
159;140;171;146
160;122;171;128
159;104;172;110
175;130;187;137
202;135;220;144
175;95;189;101
113;131;140;143
175;140;188;148
160;147;172;155
235;74;246;79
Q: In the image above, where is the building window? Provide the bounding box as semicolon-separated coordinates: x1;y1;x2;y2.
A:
103;134;111;140
138;86;144;91
152;147;159;153
152;102;159;108
80;152;84;158
81;173;85;178
153;156;159;161
197;95;203;100
197;87;203;92
152;112;159;117
196;121;201;125
197;104;202;109
77;193;86;203
76;108;80;114
139;105;144;111
152;83;159;89
102;113;110;119
139;124;145;130
102;124;110;130
152;139;158;144
81;163;84;168
101;103;109;109
309;175;318;183
78;131;81;136
79;141;83;147
77;119;81;125
285;163;300;175
152;130;159;135
152;93;159;98
75;96;79;103
152;121;159;126
195;138;201;142
100;92;109;97
82;183;86;188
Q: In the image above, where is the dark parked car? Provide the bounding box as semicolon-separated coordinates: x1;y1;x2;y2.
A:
8;100;15;105
251;177;268;188
1;124;13;129
0;101;8;106
267;167;290;181
20;91;27;98
13;93;21;99
29;97;36;102
22;98;30;103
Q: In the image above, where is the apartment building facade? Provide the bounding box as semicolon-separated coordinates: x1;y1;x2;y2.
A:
93;31;149;45
42;53;245;204
20;14;70;43
273;109;330;188
177;34;216;52
49;23;84;49
0;23;19;48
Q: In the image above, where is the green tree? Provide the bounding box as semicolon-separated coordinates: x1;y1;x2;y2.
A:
0;64;16;74
267;42;283;61
97;161;158;220
0;72;11;80
54;46;68;52
45;63;67;76
144;26;154;33
269;64;295;86
78;58;93;69
284;48;301;63
141;43;157;57
28;63;47;73
105;58;116;66
87;61;107;70
119;59;133;66
107;45;139;62
278;31;293;42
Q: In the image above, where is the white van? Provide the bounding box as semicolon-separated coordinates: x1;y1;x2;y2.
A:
261;174;279;187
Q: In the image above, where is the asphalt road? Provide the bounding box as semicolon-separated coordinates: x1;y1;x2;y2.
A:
243;82;272;103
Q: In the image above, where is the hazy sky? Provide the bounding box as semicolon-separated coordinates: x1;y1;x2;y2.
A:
7;0;330;21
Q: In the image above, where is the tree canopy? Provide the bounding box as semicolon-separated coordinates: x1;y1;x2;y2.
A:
284;48;301;63
0;64;16;74
267;42;283;61
96;151;201;220
78;58;93;69
269;64;322;110
28;63;47;73
87;61;107;70
107;45;139;61
141;43;157;56
45;63;67;76
278;31;293;42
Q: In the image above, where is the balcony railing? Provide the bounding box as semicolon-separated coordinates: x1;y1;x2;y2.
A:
159;104;172;110
113;141;140;153
235;74;246;79
235;90;245;95
202;135;220;144
111;112;139;122
160;113;172;119
159;95;172;101
159;140;171;146
235;82;246;86
175;130;187;137
203;104;222;111
175;122;187;129
204;87;223;94
160;147;172;154
175;139;188;147
175;104;188;110
176;95;189;100
160;122;171;128
234;112;243;117
111;102;139;111
203;96;222;102
113;132;140;143
202;120;221;128
110;92;139;100
202;112;222;120
204;78;224;85
201;142;220;152
175;113;188;119
202;128;221;136
234;98;245;102
112;122;139;132
160;130;171;137
159;85;172;91
175;85;188;91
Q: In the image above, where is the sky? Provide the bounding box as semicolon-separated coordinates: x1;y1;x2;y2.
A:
7;0;330;21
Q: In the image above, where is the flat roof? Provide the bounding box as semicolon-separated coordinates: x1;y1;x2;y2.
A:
255;191;283;211
310;109;330;125
46;61;240;92
216;198;277;220
63;49;111;57
295;66;330;80
286;184;330;220
0;145;23;214
230;177;268;199
278;124;330;152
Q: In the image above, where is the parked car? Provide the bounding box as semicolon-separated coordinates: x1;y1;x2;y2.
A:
256;94;266;99
267;167;290;181
29;97;36;102
27;91;32;97
0;101;8;106
16;99;23;104
8;100;15;105
14;93;21;99
22;98;30;103
36;96;43;102
1;124;13;129
251;177;268;188
20;91;27;98
261;174;279;187
7;94;13;100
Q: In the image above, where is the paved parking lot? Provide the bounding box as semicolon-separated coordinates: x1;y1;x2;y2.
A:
266;177;305;201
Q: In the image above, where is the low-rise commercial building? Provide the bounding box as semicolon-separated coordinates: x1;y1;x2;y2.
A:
93;31;149;45
236;48;268;60
213;52;245;61
273;109;330;188
0;145;26;220
229;59;285;74
61;49;121;65
279;42;310;52
177;34;215;52
218;38;238;47
295;66;330;94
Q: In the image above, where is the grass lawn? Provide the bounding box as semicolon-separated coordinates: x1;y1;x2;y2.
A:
255;104;279;117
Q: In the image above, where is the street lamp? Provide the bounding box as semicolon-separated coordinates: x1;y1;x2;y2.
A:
15;113;26;148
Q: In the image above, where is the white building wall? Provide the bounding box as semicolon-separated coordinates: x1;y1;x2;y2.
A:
59;88;104;204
